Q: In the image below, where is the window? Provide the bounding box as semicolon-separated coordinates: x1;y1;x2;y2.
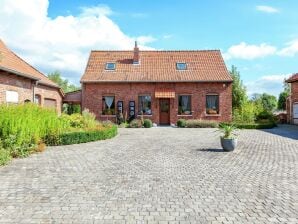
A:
6;91;18;103
105;62;116;70
138;95;152;115
102;96;115;115
206;95;219;114
176;62;187;70
24;99;31;103
35;94;41;105
178;95;191;115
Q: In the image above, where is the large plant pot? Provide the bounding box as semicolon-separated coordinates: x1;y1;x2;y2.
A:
220;137;237;151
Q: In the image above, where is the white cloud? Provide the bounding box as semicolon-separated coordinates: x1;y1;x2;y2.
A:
0;0;156;84
256;5;279;14
224;42;277;60
245;74;290;97
163;34;173;40
278;39;298;56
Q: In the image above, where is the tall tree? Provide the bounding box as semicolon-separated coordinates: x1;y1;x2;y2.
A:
253;93;277;112
277;80;290;110
229;65;247;110
47;71;80;93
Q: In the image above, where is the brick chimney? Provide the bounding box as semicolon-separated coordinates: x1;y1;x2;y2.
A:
133;41;139;64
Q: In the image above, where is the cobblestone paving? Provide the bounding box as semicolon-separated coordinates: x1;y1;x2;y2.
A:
0;125;297;224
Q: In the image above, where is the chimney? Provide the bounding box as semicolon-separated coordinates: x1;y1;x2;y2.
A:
133;41;139;64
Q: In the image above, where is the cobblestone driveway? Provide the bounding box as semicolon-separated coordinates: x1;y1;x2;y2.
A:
0;126;297;224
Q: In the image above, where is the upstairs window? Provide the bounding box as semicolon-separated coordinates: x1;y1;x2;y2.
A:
105;62;116;70
176;62;187;70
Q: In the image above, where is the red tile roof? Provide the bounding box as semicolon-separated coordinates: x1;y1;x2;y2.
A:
286;73;298;83
0;39;59;88
81;50;233;83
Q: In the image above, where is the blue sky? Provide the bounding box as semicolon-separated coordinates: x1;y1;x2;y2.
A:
1;0;298;96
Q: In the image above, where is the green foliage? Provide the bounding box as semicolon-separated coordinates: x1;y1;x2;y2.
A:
185;119;219;128
218;124;238;139
230;65;248;110
220;122;276;129
129;119;142;128
177;119;186;128
50;125;118;145
277;92;289;110
252;93;277;112
60;110;98;129
233;101;257;123
47;71;80;93
0;148;11;166
143;119;153;128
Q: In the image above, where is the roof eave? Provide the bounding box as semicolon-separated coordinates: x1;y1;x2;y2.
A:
80;80;233;83
0;66;40;81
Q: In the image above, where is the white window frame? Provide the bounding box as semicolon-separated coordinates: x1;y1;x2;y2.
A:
6;90;19;103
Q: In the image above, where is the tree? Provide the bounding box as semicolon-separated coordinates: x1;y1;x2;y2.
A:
277;80;290;110
229;65;247;110
252;93;277;112
47;71;81;114
47;71;79;93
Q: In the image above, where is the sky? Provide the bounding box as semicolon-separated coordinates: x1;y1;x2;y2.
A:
0;0;298;97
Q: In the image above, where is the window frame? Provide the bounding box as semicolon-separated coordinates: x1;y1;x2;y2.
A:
138;95;152;115
178;94;192;115
5;90;19;104
176;62;187;70
102;95;116;115
206;94;220;115
105;62;116;70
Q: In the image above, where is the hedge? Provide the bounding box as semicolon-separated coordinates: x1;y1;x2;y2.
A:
48;125;118;146
220;122;276;129
177;119;218;128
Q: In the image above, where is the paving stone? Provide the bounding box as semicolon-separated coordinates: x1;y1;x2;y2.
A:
0;125;297;223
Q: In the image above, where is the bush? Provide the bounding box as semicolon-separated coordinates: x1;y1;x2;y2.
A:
256;110;275;121
143;119;152;128
0;148;11;166
50;125;118;145
177;119;186;128
233;102;256;123
185;119;219;128
220;122;276;129
129;119;142;128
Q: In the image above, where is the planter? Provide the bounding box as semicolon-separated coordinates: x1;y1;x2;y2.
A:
220;137;237;151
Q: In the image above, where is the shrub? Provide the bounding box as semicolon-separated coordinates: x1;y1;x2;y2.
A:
256;110;275;121
50;125;118;145
129;119;142;128
220;122;276;129
177;119;186;128
185;119;219;128
0;148;11;166
82;109;98;128
143;119;153;128
233;102;256;123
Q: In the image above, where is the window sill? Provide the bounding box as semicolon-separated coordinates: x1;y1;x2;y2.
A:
178;114;193;117
137;114;153;117
100;115;116;117
205;113;221;117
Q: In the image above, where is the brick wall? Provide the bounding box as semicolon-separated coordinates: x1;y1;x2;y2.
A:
287;82;298;124
82;82;232;124
0;71;62;113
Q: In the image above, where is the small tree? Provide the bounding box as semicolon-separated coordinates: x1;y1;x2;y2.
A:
230;65;248;110
277;80;290;110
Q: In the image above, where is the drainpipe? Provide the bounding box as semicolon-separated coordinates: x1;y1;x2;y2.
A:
32;81;39;102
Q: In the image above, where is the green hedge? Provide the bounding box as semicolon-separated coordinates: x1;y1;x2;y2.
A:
220;122;276;129
177;119;219;128
48;125;118;146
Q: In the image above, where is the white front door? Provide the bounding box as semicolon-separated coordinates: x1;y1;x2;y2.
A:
293;103;298;124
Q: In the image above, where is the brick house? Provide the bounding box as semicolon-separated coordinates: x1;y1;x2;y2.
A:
286;73;298;124
0;39;63;113
80;43;233;125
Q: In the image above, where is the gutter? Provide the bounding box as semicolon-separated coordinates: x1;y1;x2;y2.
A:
80;80;233;84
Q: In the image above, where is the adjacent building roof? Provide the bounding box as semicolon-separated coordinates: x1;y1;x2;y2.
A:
286;73;298;83
0;39;59;88
81;49;233;83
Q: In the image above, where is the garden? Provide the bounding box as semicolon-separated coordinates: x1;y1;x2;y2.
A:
0;104;117;165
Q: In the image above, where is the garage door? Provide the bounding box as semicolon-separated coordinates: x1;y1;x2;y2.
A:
44;98;56;109
293;103;298;124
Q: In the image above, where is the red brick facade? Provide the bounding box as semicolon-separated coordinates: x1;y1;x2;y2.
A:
0;71;62;113
286;81;298;124
82;82;232;124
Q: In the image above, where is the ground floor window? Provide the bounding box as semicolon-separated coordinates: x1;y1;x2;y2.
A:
178;95;191;115
206;94;219;114
35;94;41;105
138;95;152;115
6;90;18;103
102;96;115;115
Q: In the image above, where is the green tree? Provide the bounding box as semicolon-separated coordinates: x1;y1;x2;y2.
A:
253;93;277;112
47;71;79;93
277;80;290;110
229;65;247;110
47;71;81;114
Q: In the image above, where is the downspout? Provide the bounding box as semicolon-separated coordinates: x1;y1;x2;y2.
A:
32;80;39;102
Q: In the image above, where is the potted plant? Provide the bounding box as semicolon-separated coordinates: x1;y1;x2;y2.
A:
218;123;238;151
